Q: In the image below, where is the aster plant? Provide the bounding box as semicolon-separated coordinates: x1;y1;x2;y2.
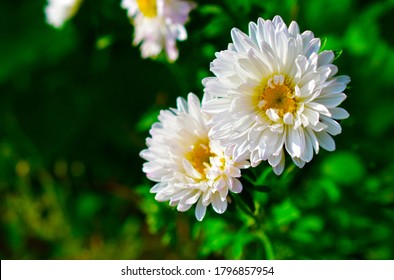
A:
140;93;249;221
202;16;350;175
121;0;196;61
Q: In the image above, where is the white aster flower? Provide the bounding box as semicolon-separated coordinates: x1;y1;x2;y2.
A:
121;0;196;61
202;16;350;175
140;93;249;221
45;0;82;28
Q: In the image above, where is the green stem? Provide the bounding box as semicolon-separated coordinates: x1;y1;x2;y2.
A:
256;230;275;260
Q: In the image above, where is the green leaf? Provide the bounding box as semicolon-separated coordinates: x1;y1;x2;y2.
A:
198;4;223;16
321;152;365;185
272;199;300;226
254;167;273;186
319;178;341;203
136;109;160;132
76;194;103;220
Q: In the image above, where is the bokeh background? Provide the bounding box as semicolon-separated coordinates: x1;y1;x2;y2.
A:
1;0;394;259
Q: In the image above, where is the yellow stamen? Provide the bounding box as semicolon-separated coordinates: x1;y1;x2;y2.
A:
186;140;213;175
136;0;157;18
257;76;296;117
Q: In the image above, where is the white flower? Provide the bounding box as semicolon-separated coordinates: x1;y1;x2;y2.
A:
140;93;249;221
202;16;350;175
121;0;196;61
45;0;82;28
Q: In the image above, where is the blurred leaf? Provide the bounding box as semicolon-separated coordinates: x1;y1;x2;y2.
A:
76;194;103;220
136;109;160;132
272;199;300;226
96;35;113;50
321;152;365;185
255;166;273;186
319;178;341;203
199;218;233;256
367;102;394;137
198;4;223;15
291;215;324;243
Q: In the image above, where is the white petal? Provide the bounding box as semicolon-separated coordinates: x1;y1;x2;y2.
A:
176;96;188;113
288;21;300;36
272;151;285;175
292;157;306;168
321;116;342;136
211;193;228;214
150;182;167;193
299;129;312;162
203;98;231;113
230;178;243;193
303;107;320;126
330;107;349;119
195;198;207;221
316;93;347;108
185;191;202;205
307;102;331;116
318;50;334;66
177;203;193;212
316;131;336;151
283;112;294;125
285;127;305;158
266;108;280;122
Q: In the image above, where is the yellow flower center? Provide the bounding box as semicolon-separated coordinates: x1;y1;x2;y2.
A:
257;75;296;117
136;0;157;18
186;140;213;175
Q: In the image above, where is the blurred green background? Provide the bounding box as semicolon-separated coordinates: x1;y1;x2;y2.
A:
1;0;394;259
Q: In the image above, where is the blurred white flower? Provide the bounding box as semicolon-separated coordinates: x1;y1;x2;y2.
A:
45;0;82;28
203;16;350;175
121;0;195;61
140;93;249;221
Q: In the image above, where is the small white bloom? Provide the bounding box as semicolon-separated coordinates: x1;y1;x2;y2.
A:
140;93;249;221
121;0;195;61
202;16;350;175
45;0;82;28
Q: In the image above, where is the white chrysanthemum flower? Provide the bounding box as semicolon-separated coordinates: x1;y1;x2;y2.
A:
121;0;196;61
45;0;82;28
140;93;249;221
202;16;350;175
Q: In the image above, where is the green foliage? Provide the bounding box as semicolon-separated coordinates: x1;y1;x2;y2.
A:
1;0;394;260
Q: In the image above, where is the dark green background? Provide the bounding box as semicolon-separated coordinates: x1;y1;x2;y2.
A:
1;0;393;259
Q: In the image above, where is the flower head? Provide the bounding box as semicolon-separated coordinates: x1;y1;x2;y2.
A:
121;0;196;61
203;16;350;174
140;93;249;221
45;0;82;28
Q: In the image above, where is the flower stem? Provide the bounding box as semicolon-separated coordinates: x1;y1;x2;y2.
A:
256;230;275;260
